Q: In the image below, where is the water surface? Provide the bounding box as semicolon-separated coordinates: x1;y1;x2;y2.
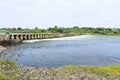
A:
1;35;120;67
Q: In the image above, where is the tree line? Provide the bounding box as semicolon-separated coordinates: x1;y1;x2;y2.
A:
0;26;120;35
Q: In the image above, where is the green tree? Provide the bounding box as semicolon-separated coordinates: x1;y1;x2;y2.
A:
17;27;22;30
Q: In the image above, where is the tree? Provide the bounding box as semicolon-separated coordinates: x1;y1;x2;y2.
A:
72;26;79;29
17;27;22;30
34;27;40;30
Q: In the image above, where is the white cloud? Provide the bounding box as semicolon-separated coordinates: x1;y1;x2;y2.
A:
0;0;120;28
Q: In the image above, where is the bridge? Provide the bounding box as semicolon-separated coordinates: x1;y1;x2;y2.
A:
0;33;78;45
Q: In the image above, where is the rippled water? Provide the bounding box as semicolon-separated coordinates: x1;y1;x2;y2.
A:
1;35;120;67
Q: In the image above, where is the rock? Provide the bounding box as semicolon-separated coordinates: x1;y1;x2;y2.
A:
0;45;6;53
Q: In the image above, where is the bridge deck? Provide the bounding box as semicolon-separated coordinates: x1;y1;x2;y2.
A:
0;33;79;42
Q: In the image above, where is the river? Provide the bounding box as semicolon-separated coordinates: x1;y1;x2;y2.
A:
1;35;120;67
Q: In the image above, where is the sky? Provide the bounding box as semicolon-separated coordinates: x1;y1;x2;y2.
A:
0;0;120;29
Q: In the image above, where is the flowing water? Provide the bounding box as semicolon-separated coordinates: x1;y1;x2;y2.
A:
1;35;120;67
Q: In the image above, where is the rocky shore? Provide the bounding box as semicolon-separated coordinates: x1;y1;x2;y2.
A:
16;66;120;80
0;62;120;80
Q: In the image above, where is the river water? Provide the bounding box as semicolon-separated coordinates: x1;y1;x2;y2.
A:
1;35;120;67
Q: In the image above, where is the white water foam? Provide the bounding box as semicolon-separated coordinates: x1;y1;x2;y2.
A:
23;35;93;43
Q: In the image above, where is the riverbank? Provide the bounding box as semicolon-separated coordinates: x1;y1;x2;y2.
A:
0;60;120;80
16;65;120;80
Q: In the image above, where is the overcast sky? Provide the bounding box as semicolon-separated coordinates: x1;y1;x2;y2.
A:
0;0;120;28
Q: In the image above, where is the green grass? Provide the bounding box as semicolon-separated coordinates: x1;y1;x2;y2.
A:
0;59;15;65
0;59;18;80
61;65;120;76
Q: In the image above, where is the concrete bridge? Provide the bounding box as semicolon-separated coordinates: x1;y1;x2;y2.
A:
0;33;78;45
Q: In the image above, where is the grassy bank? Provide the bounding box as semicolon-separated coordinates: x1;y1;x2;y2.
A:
0;60;120;80
62;65;120;76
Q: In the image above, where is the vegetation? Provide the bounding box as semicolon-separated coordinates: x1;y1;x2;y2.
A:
0;59;120;80
62;65;120;76
0;26;120;35
0;59;17;80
